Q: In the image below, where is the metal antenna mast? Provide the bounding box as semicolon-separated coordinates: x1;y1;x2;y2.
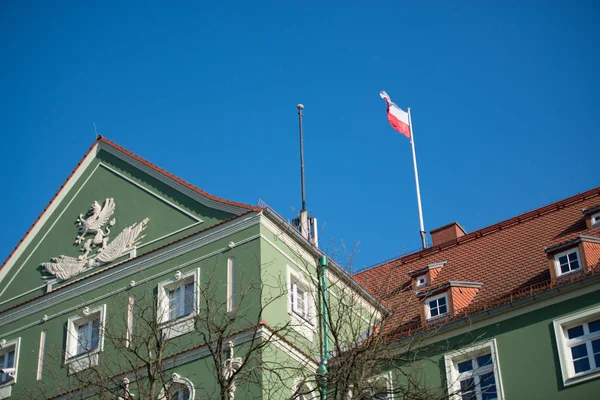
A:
297;104;306;212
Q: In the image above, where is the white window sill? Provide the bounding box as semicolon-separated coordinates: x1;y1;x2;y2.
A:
564;367;600;387
160;314;196;339
290;312;316;341
66;351;100;374
426;313;449;323
0;384;13;399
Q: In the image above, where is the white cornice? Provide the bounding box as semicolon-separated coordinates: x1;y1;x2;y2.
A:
98;142;251;216
0;212;261;327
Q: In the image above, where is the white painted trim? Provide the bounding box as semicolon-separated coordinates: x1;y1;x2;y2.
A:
287;265;316;341
227;256;236;313
0;337;21;387
0;153;100;297
426;292;449;320
443;338;505;400
98;141;251;215
0;213;261;328
157;373;196;400
0;233;261;338
553;304;600;386
0;283;47;307
158;268;201;340
98;163;203;223
36;330;46;381
64;304;107;374
590;212;600;227
554;247;582;277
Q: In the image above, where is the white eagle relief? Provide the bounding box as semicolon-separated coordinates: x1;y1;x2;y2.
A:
41;198;149;281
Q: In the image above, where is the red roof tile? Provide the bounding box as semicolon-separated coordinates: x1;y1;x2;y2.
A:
355;186;600;336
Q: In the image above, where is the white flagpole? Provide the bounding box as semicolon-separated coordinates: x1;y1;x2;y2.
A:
407;108;427;249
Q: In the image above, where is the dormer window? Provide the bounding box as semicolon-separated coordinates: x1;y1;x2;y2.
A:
416;275;427;288
555;248;581;276
591;212;600;228
426;293;449;320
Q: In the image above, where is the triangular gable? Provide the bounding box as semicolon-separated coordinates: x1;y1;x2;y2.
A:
0;136;258;308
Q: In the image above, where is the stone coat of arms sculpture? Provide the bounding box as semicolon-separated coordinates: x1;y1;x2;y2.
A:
41;198;149;281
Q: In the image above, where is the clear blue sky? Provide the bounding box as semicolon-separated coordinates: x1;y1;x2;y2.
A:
1;1;598;271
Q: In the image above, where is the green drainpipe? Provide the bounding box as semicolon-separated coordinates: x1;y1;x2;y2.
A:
318;255;329;400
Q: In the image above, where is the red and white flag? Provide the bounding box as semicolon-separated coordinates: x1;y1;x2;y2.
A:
380;90;410;138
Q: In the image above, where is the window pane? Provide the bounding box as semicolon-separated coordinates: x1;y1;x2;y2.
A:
589;320;600;333
480;371;496;386
592;339;600;354
91;320;100;350
481;384;498;400
558;255;568;265
169;288;180;319
570;260;580;270
571;343;588;359
477;354;492;367
561;264;570;274
77;323;88;354
6;351;14;368
568;252;578;262
430;307;439;317
184;282;194;315
574;357;591;373
595;353;600;368
568;325;585;339
439;304;448;315
438;296;447;306
459;378;476;400
457;360;473;373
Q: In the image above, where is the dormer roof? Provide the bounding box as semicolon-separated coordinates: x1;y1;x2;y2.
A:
355;185;600;338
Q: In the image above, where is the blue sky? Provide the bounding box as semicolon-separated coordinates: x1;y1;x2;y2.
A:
1;1;598;271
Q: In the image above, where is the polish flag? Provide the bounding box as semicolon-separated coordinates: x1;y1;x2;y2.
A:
380;91;410;138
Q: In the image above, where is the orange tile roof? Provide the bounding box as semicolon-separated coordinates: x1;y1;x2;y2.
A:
355;186;600;337
0;136;260;274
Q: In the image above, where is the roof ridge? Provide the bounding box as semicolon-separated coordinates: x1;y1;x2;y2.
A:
0;136;260;274
97;135;260;212
356;185;600;276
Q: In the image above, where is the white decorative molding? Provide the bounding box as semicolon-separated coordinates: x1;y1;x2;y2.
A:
129;280;136;287
0;339;5;348
40;198;149;281
0;213;261;328
82;307;90;316
228;241;235;249
42;315;48;322
224;341;243;400
174;270;182;280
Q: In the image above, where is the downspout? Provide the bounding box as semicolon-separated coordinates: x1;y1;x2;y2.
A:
318;255;329;399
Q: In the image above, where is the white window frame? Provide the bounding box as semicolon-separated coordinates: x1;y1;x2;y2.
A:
227;256;236;313
157;269;200;339
426;292;449;320
158;373;195;400
554;248;582;277
553;305;600;386
0;337;21;399
287;266;316;340
416;274;427;288
65;305;106;374
444;339;505;400
591;212;600;227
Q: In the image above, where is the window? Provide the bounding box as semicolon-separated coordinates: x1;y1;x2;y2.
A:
444;339;504;400
0;337;20;398
554;305;600;385
591;212;600;227
227;257;236;312
554;248;581;276
291;278;310;320
65;305;106;373
416;275;427;288
426;293;449;320
158;373;195;400
287;266;316;339
169;384;190;400
157;269;200;339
